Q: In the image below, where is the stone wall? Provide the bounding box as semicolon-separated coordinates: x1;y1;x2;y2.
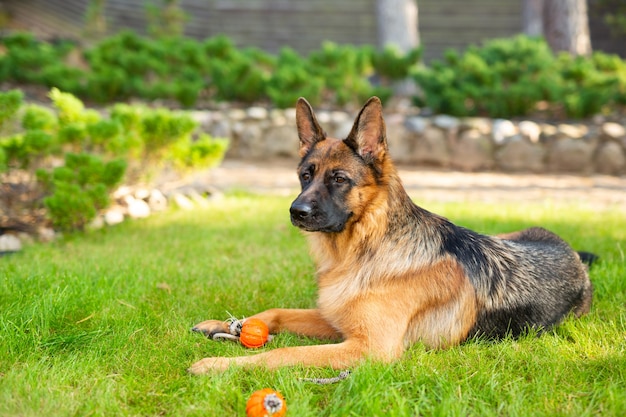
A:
193;107;626;176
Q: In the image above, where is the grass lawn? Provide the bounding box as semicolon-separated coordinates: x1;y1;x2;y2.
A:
0;194;625;416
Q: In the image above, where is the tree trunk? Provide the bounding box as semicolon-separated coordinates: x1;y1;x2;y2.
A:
523;0;544;37
543;0;592;56
376;0;419;52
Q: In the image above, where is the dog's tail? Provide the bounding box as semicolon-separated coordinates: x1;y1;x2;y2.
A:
577;251;599;267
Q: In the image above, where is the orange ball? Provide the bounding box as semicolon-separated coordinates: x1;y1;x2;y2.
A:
240;318;269;349
245;388;286;417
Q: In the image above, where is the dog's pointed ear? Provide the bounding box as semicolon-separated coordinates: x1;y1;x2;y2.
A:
345;97;387;163
296;98;326;157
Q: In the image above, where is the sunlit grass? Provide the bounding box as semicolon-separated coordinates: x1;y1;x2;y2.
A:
0;195;624;416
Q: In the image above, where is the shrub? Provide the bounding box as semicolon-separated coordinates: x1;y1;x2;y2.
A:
414;35;626;118
170;134;229;170
1;89;229;233
0;90;23;128
38;153;127;231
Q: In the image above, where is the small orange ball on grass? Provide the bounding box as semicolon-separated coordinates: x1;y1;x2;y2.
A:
246;388;286;417
240;318;270;348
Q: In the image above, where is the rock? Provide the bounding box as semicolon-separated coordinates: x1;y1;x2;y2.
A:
557;123;587;139
89;215;105;229
148;189;168;211
433;114;459;130
228;108;247;121
112;185;133;200
247;106;268;120
492;119;517;145
37;227;56;242
460;117;491;135
594;142;625;175
386;122;413;163
412;127;450;166
450;129;494;171
264;125;300;158
496;138;546;172
134;188;151;200
548;138;594;173
104;207;125;225
405;116;430;134
601;122;626;140
332;120;354;140
0;234;22;252
518;120;542;143
330;111;349;124
171;193;195;210
236;123;264;158
126;197;151;219
208;119;231;139
187;189;210;207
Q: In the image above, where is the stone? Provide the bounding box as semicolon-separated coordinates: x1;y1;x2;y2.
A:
208;119;231;139
134;188;151;200
37;227;56;242
460;117;491;135
330;111;349;124
492;119;517;145
264;125;300;158
412;127;450;166
450;129;494;171
0;234;22;252
548;138;594;173
405;116;430;134
89;215;105;229
432;114;460;130
171;193;195;210
104;207;125;225
228;108;247;121
594;142;625;175
386;122;413;163
332;120;354;140
518;120;542;143
557;123;587;139
235;123;264;158
148;189;168;211
126;196;151;218
601;122;626;140
495;138;546;172
247;106;268;120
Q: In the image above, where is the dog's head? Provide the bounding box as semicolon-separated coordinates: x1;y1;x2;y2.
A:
290;97;390;233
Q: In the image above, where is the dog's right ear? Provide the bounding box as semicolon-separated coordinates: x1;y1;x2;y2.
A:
296;98;326;157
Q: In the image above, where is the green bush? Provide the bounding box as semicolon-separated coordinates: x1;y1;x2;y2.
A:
0;90;23;128
414;35;626;118
0;31;423;109
1;89;229;233
39;153;126;231
267;48;323;108
170;134;229;170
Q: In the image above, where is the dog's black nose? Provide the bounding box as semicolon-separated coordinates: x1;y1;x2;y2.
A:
290;202;313;220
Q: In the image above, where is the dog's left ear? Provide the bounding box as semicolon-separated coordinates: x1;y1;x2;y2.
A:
345;97;387;163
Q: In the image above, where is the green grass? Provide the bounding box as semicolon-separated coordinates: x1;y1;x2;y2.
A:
0;195;624;416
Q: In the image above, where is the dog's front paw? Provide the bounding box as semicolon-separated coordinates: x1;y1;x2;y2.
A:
191;319;230;338
188;357;231;374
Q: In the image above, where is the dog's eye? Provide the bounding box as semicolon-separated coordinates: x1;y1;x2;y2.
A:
301;172;311;182
334;176;346;184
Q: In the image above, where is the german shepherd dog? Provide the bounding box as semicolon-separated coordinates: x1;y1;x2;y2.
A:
189;97;593;373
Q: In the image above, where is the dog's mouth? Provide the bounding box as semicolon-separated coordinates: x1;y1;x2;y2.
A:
290;216;343;233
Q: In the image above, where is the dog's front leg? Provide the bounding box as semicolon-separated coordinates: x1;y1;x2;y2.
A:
189;338;368;374
251;308;342;339
192;308;342;340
